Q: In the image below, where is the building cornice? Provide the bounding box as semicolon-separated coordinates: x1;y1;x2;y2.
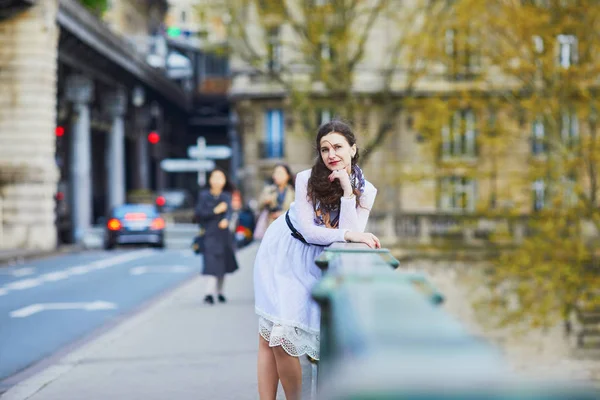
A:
58;0;190;111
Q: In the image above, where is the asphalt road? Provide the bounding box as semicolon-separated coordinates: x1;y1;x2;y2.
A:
0;247;202;389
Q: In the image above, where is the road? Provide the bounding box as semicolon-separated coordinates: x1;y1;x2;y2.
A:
0;247;202;390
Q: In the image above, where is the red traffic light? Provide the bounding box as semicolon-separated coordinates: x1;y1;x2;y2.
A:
55;126;65;137
156;196;166;207
148;131;160;144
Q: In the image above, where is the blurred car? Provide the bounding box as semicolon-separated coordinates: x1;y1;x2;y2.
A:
104;204;165;250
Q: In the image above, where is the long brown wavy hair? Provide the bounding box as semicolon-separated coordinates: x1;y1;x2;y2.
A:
307;120;362;219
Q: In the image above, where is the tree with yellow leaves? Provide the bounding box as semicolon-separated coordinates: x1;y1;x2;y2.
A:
411;0;600;332
209;0;436;160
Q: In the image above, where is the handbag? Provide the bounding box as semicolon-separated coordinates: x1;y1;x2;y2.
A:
192;228;205;254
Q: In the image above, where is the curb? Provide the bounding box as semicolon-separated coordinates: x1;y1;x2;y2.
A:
0;245;84;267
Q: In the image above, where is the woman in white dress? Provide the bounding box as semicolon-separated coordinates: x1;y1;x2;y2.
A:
254;120;380;400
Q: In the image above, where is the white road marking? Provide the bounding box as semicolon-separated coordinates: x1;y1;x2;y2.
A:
0;250;153;297
67;265;93;275
6;279;41;290
10;301;117;318
40;271;70;282
129;265;192;276
130;266;148;276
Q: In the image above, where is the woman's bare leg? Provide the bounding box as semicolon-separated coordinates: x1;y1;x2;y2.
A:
205;276;217;296
272;345;302;400
258;336;279;400
216;277;225;295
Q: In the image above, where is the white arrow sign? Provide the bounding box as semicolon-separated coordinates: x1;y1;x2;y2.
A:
130;265;192;276
187;145;232;160
10;301;118;318
160;159;215;172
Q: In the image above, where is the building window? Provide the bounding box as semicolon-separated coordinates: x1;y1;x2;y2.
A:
444;27;480;80
319;35;334;62
532;179;545;211
264;109;284;158
267;26;281;72
316;108;335;126
557;34;577;68
531;118;546;155
561;110;578;148
441;109;477;158
533;35;544;53
439;176;477;212
562;174;577;207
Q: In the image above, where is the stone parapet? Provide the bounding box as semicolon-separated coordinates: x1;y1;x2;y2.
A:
0;0;59;249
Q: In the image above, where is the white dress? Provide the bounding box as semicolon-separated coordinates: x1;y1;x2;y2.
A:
254;168;377;359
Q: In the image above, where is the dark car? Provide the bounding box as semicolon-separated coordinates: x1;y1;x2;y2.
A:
104;204;165;250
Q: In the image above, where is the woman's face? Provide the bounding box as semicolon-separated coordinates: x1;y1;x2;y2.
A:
272;166;290;186
209;170;226;191
319;132;356;172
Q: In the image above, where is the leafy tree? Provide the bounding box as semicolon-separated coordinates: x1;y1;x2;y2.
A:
411;0;600;329
211;0;435;161
78;0;108;15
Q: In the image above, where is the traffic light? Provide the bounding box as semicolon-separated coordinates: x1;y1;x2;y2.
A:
55;126;65;137
148;131;160;144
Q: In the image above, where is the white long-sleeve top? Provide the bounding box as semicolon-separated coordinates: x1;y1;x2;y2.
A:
287;169;377;246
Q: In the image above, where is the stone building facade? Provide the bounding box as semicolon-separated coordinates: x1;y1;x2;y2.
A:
220;0;568;226
0;1;60;249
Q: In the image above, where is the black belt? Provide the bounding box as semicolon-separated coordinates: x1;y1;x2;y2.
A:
285;211;311;245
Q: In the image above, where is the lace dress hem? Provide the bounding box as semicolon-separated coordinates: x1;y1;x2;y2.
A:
258;316;320;360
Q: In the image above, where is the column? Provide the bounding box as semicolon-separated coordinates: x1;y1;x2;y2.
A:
103;88;127;210
65;74;94;243
228;110;241;187
150;102;166;192
133;107;151;190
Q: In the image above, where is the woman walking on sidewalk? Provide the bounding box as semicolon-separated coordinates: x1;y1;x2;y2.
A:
254;164;296;240
254;120;380;400
195;168;239;305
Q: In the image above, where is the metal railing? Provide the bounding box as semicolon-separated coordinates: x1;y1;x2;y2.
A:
311;242;598;399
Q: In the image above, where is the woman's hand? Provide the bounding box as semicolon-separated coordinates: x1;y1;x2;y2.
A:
218;219;229;230
213;201;228;214
344;231;381;249
328;169;353;197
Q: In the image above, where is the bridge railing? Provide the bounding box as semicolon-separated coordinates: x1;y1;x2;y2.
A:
311;242;597;399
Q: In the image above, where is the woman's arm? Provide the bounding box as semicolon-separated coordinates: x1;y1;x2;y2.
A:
223;192;233;221
294;171;347;245
195;191;217;221
338;183;377;232
258;185;277;209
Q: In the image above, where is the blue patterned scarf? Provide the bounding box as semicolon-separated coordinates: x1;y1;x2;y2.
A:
314;165;366;228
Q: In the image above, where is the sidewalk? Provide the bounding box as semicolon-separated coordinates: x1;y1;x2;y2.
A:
1;243;315;400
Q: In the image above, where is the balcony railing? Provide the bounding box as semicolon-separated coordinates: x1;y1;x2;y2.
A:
367;212;528;246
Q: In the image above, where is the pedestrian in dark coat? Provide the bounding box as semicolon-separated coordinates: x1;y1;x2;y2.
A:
195;168;239;305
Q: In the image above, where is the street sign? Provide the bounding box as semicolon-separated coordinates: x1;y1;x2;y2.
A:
187;145;232;160
160;159;215;172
